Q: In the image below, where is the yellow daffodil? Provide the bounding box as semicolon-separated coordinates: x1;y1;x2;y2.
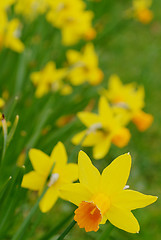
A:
104;74;153;131
60;151;157;233
0;98;5;108
0;17;24;52
15;0;48;19
46;0;95;45
67;43;103;86
21;142;78;212
30;61;67;98
133;0;153;24
72;97;131;159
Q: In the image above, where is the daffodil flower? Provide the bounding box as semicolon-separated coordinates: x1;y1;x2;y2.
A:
21;142;78;212
72;96;131;159
66;43;103;85
104;74;153;131
133;0;153;24
46;0;95;45
60;151;157;233
30;61;68;98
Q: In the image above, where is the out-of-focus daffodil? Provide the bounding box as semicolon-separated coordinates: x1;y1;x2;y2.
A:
72;97;130;159
104;75;153;131
21;142;78;212
30;61;68;98
46;0;95;45
15;0;48;19
0;98;5;108
67;43;103;86
126;0;153;24
60;151;158;233
133;0;153;24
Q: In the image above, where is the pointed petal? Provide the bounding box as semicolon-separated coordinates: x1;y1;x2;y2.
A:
29;149;52;176
39;186;59;212
78;151;100;193
62;163;78;183
101;153;131;195
78;112;100;127
106;206;140;233
51;142;67;172
98;97;113;129
112;190;158;210
60;183;92;206
93;136;111;159
21;171;45;191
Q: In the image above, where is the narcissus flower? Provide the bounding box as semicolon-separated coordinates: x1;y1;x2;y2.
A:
126;0;153;24
104;75;153;131
30;61;68;98
60;151;157;233
0;98;5;108
67;43;103;86
72;96;130;159
21;142;78;212
15;0;48;19
46;0;95;45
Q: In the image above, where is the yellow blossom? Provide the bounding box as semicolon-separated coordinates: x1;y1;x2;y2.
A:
0;98;5;108
30;61;67;98
133;0;153;24
15;0;48;19
104;74;153;131
46;0;95;45
72;97;130;159
21;142;78;212
0;18;24;52
67;43;103;86
60;151;157;233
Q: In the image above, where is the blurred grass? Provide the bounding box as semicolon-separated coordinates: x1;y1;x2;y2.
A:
0;0;161;239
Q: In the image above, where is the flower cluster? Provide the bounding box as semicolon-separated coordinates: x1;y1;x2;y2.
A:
21;146;157;233
72;75;153;159
30;43;103;97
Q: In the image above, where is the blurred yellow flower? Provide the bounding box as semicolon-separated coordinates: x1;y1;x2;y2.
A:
46;0;95;45
0;17;24;52
72;97;130;159
0;98;5;108
21;142;78;212
132;0;153;24
15;0;48;19
30;61;68;98
60;151;157;233
104;74;153;131
67;43;103;86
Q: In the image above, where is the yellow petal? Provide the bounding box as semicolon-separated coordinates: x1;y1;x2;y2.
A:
72;130;104;147
62;163;78;183
98;97;113;129
93;136;111;160
112;190;158;210
39;186;59;212
101;153;131;196
21;171;45;191
78;151;100;193
60;183;92;206
106;206;140;233
78;112;100;127
50;142;67;172
29;149;52;176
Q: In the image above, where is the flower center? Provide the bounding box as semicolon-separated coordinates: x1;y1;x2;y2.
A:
47;173;59;187
74;193;110;232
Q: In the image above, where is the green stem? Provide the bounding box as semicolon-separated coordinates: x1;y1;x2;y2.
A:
11;186;48;240
1;115;8;164
56;220;76;240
